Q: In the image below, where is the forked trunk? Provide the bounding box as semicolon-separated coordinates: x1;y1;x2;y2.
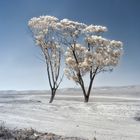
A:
84;95;89;102
81;77;95;103
84;71;97;102
49;89;56;103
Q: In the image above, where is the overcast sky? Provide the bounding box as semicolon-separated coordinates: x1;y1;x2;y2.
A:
0;0;140;90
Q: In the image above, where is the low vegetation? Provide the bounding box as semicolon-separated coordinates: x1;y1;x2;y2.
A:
0;124;89;140
134;113;140;121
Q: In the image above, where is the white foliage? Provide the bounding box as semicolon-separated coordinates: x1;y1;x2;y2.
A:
28;15;63;91
83;25;108;33
28;15;123;85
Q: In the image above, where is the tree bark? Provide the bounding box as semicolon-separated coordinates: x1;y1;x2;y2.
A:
86;75;95;102
85;67;98;102
84;95;89;102
49;89;56;103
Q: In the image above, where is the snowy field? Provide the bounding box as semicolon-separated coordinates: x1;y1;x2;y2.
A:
0;86;140;140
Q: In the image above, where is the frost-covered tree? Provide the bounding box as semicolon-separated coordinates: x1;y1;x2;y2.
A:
61;19;123;102
28;15;123;103
28;16;63;103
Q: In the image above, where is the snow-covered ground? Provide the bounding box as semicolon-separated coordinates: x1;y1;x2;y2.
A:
0;86;140;140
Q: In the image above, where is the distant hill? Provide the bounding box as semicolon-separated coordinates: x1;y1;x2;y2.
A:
0;85;140;97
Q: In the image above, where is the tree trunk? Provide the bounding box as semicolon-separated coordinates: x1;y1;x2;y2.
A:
49;89;56;103
86;77;94;102
80;84;88;102
85;68;98;103
84;95;89;102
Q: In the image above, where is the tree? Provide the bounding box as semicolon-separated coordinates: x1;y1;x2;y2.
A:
28;16;63;103
28;15;123;103
62;20;123;102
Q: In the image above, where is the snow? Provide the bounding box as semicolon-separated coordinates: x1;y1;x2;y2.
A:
0;86;140;140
